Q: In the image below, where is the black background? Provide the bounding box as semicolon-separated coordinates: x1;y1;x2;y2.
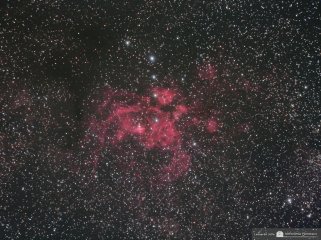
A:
0;0;320;239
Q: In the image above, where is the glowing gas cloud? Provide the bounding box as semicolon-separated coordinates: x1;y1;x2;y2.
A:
84;84;219;187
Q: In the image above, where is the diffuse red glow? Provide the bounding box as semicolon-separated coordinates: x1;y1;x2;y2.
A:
85;86;219;187
198;62;217;81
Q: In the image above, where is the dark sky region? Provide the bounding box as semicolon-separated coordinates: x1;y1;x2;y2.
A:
0;0;320;239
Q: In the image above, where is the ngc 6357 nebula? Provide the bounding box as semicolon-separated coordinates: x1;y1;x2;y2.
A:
84;84;219;187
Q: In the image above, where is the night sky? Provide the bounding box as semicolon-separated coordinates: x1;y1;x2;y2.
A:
1;0;321;239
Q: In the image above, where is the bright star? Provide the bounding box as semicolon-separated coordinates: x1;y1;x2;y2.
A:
149;55;156;62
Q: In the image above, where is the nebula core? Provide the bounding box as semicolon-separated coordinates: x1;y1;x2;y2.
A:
85;85;219;187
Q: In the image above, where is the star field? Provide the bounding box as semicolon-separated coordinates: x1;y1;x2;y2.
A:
0;0;320;239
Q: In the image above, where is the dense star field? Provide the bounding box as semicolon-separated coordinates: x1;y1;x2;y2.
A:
1;0;320;239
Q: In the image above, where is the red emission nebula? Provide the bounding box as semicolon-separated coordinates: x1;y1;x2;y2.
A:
84;83;219;187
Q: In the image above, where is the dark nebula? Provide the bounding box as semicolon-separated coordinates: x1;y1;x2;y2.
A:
0;0;320;239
